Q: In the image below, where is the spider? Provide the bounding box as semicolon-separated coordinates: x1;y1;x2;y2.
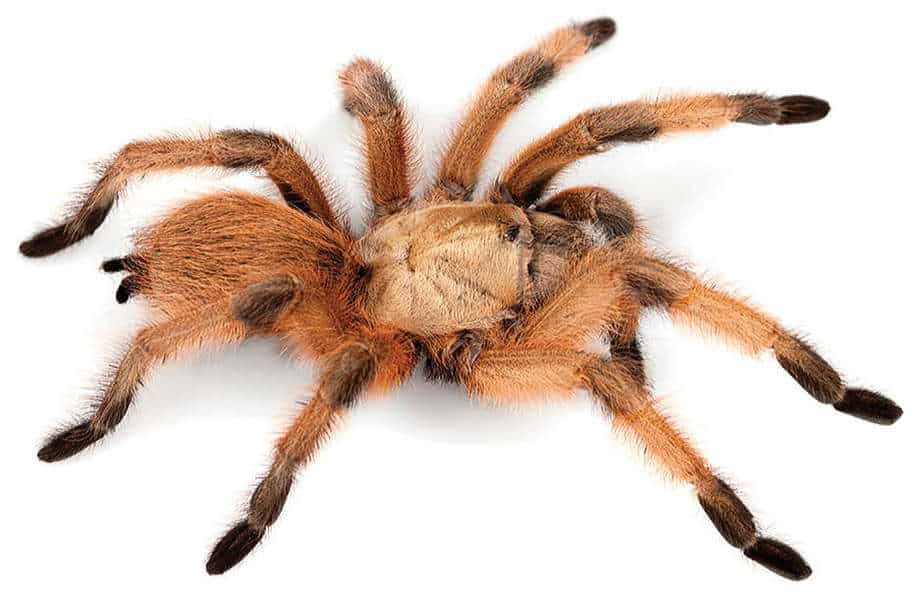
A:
21;17;902;580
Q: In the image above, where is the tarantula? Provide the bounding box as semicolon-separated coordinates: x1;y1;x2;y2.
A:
21;17;902;580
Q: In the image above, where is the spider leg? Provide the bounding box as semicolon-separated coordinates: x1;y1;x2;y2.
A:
20;130;342;258
452;328;811;580
522;197;900;425
206;392;345;575
37;305;246;462
206;334;416;575
430;17;616;201
583;357;812;581
448;247;816;580
607;303;645;384
627;255;903;425
339;59;417;221
490;93;830;207
460;334;811;581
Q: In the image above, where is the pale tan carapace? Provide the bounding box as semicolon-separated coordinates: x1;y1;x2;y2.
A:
360;202;533;334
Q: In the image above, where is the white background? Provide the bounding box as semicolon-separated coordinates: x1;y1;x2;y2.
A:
2;1;921;602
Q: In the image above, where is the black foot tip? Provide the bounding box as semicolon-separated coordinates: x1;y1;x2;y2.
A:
776;95;830;125
206;521;264;575
835;389;903;425
101;257;126;272
19;224;71;258
37;421;103;462
581;18;617;49
744;538;812;581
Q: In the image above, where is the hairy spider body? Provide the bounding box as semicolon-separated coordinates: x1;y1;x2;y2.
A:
21;18;901;580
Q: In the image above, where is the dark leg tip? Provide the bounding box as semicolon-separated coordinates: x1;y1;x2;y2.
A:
37;421;103;462
101;257;126;272
19;224;72;258
206;521;264;575
776;95;830;125
744;538;812;581
835;389;903;425
580;18;617;49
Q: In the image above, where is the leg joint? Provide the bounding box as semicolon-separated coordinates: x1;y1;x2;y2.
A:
217;129;287;169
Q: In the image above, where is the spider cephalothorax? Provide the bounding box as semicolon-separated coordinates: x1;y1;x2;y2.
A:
360;202;535;334
21;17;901;580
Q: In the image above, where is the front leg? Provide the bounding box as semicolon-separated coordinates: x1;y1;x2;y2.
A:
339;59;417;221
431;17;616;201
491;93;830;207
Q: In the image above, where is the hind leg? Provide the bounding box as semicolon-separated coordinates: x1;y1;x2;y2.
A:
37;305;246;461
